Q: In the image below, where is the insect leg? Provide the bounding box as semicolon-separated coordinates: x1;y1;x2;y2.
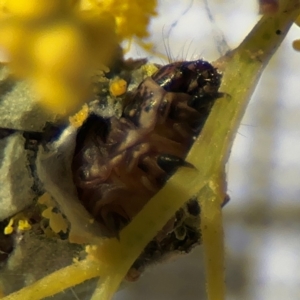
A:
156;153;194;174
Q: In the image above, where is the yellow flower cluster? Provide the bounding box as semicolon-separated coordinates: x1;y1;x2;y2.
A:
80;0;157;39
0;0;157;116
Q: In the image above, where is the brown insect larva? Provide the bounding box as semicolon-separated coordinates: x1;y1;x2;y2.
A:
71;59;227;278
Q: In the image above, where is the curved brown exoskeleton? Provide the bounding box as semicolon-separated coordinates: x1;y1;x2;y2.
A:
72;59;225;278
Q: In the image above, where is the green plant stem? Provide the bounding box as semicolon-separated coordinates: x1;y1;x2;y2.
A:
2;259;106;300
199;185;225;300
92;1;300;299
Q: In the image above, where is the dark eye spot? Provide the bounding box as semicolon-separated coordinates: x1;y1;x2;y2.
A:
186;200;201;216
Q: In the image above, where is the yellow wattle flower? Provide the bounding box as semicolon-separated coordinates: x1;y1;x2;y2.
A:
81;0;157;38
5;0;67;19
0;0;157;116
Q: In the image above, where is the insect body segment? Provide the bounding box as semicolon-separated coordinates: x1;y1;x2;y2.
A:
72;59;222;238
152;60;221;95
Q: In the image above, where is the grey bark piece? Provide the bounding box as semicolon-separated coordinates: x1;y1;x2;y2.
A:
0;232;87;297
36;126;107;244
0;65;59;132
0;133;35;220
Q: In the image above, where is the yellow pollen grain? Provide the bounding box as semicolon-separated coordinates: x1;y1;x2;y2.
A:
42;207;53;219
109;78;127;96
141;63;158;77
4;218;14;235
42;207;68;234
49;212;68;234
69;103;89;128
38;192;55;207
18;219;32;231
